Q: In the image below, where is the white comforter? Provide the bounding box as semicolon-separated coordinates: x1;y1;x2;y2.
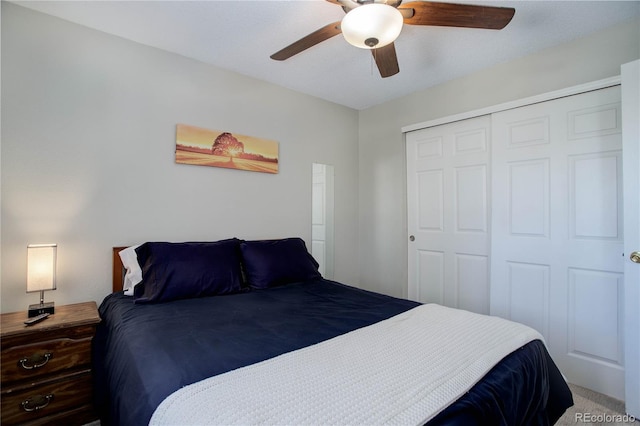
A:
150;304;542;426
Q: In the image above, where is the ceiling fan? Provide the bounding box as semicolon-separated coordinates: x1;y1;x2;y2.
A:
270;0;515;78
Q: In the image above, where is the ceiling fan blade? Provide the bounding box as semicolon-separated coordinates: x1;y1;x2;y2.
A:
325;0;357;9
271;22;342;61
399;1;515;30
372;43;399;78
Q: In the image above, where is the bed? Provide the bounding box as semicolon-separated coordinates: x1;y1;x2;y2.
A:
93;238;573;425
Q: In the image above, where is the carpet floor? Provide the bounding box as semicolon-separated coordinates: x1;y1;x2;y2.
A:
557;383;638;425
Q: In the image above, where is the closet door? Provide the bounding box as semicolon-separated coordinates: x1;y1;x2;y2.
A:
491;86;624;399
406;116;491;314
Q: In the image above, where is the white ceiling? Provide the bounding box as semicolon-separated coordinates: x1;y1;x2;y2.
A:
12;0;640;110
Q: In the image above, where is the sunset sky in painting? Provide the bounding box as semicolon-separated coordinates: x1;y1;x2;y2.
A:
176;124;278;159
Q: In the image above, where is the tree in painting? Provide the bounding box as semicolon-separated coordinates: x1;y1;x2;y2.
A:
211;132;245;162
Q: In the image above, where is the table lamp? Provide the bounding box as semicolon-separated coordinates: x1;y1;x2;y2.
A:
27;244;57;317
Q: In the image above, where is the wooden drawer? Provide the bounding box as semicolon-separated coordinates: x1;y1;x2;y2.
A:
1;336;92;384
0;369;93;425
18;404;98;426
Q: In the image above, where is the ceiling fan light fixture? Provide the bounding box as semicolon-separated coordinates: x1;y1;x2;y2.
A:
341;3;403;49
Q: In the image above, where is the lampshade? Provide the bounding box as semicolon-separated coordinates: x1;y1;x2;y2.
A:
341;4;404;49
27;244;57;293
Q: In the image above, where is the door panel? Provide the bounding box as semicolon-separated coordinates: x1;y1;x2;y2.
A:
507;261;550;338
407;116;491;314
491;86;624;399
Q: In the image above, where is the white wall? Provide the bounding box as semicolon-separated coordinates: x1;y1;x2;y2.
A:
358;18;640;298
0;3;359;313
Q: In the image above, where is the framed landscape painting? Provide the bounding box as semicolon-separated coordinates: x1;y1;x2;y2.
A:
176;124;279;174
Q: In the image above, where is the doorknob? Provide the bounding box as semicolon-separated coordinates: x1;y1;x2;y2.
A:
631;251;640;264
409;235;415;242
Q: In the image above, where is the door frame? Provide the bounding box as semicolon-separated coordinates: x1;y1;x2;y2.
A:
621;60;639;418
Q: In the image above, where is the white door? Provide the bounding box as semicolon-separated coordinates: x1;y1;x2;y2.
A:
491;86;624;399
407;116;491;314
622;60;640;418
312;163;335;279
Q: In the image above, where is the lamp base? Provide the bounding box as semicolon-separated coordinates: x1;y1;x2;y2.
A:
28;302;55;318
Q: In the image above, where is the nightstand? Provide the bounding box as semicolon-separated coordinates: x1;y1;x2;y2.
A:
1;302;101;425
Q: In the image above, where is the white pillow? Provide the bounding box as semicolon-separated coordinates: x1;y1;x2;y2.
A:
119;245;142;296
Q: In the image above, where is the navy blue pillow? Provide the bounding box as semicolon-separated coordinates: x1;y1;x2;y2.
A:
240;238;321;289
134;239;243;304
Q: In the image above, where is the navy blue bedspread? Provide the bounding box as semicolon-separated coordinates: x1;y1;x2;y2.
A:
93;279;572;425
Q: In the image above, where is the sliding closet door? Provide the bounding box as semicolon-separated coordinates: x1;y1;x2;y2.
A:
406;116;491;314
490;86;624;399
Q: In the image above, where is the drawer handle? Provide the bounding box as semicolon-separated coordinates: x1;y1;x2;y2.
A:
18;352;52;370
21;394;54;412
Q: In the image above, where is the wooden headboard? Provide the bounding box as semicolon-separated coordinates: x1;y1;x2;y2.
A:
112;246;127;293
